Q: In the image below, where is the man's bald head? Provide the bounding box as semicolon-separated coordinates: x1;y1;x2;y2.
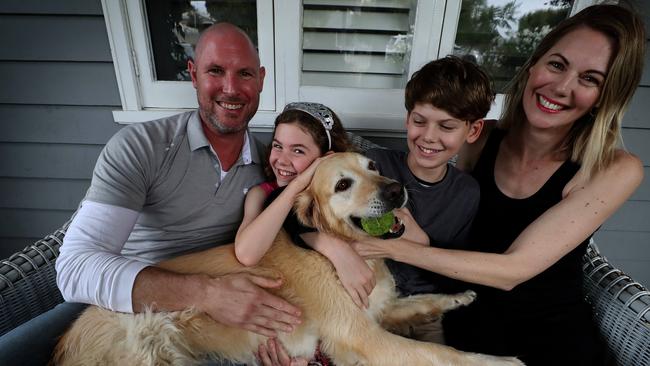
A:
194;23;260;67
188;22;265;136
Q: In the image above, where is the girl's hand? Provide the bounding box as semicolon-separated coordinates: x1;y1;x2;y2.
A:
287;156;327;193
329;243;376;309
256;338;309;366
394;208;429;246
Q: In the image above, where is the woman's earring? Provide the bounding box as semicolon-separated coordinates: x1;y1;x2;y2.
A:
590;107;598;117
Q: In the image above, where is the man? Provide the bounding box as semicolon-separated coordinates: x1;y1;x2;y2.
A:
0;23;300;365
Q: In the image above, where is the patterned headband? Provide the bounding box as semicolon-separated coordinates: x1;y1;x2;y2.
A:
283;102;335;150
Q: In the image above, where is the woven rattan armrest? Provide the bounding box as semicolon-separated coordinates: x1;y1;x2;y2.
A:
583;241;650;365
0;221;70;337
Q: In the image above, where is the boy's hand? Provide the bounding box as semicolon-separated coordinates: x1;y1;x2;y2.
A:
394;208;429;246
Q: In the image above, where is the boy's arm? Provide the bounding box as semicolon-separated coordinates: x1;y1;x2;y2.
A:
300;232;375;309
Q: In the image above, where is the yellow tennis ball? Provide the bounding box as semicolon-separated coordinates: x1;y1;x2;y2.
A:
360;212;395;237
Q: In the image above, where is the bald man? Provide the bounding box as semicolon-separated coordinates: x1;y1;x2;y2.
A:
0;24;300;366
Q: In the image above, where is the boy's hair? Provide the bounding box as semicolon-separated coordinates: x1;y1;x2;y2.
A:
405;55;494;122
263;104;352;180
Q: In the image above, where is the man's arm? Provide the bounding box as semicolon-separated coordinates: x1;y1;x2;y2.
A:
132;267;302;337
56;201;145;312
57;201;302;336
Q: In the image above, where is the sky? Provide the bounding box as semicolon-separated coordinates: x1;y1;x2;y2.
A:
488;0;560;16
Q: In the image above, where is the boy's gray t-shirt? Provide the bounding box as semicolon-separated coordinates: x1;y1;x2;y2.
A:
366;148;480;295
85;111;265;263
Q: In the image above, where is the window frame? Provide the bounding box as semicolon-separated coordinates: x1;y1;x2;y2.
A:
101;0;596;136
101;0;278;127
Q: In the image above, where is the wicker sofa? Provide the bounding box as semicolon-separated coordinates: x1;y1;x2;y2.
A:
1;134;649;364
2;223;649;365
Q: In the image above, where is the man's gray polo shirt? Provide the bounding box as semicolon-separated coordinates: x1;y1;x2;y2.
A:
85;111;266;263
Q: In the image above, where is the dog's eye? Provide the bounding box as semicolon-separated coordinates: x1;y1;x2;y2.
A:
335;178;353;192
368;161;377;171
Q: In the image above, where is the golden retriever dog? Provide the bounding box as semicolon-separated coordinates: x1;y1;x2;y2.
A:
53;152;522;366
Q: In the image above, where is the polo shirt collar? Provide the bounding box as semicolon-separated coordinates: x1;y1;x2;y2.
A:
187;111;257;166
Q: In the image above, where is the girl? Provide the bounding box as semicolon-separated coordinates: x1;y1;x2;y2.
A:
352;4;645;365
235;102;371;366
235;101;375;310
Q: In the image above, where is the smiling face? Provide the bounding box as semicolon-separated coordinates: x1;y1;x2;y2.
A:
188;25;265;135
523;26;612;132
406;103;482;183
269;123;322;187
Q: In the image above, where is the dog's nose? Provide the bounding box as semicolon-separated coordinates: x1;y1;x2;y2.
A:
381;182;405;207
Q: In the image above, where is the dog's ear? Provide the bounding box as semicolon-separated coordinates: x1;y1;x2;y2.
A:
294;190;321;229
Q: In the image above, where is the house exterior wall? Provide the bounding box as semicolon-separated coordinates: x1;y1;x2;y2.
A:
0;0;122;253
593;0;650;286
0;0;648;286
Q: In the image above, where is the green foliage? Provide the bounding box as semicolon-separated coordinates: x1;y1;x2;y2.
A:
454;0;571;91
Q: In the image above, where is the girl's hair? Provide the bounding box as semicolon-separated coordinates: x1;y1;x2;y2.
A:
263;103;352;179
500;4;645;179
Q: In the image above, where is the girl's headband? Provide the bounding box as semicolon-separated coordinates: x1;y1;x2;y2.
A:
283;102;334;151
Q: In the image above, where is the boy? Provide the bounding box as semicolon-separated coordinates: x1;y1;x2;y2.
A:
359;55;494;343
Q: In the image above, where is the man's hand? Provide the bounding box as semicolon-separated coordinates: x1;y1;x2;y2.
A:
199;273;302;337
256;338;309;366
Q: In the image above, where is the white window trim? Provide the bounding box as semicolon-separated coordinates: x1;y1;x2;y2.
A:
101;0;279;128
101;0;594;137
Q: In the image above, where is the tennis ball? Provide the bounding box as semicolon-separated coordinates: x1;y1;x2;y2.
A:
360;212;395;237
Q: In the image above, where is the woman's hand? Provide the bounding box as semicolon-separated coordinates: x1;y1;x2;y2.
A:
256;338;309;366
351;237;394;260
394;208;429;246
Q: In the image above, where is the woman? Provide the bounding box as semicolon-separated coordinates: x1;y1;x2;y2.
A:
352;4;645;365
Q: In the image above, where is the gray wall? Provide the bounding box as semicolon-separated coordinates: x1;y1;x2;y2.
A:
593;1;650;287
0;0;122;254
0;0;648;287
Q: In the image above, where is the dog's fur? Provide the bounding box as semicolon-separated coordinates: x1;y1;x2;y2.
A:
53;152;522;366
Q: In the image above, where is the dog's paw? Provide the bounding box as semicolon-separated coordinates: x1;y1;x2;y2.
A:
451;290;476;308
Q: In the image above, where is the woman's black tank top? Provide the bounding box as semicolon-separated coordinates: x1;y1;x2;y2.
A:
443;129;601;366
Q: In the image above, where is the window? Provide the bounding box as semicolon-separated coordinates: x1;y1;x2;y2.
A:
101;0;275;125
450;0;572;92
146;1;259;82
102;0;594;133
300;1;417;89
